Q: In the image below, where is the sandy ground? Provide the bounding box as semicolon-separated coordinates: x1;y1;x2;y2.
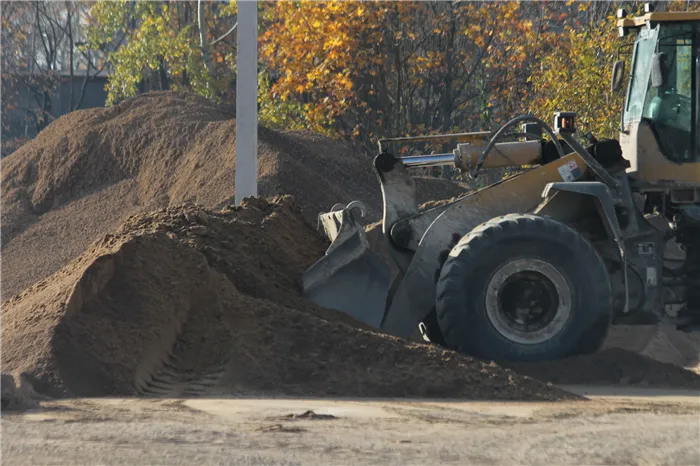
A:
2;387;699;465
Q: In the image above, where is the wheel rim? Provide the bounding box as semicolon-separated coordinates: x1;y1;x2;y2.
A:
484;259;572;345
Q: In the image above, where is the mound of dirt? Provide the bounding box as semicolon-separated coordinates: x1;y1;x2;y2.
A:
1;373;40;412
3;90;697;399
504;348;700;388
0;197;572;401
1;135;31;158
1;91;467;298
603;325;700;374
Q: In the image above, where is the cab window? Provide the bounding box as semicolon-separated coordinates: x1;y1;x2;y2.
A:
624;28;657;124
641;23;696;162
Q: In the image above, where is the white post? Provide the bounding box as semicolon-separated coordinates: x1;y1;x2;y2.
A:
235;0;258;204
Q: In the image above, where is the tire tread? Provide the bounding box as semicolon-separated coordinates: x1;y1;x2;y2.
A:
436;213;612;360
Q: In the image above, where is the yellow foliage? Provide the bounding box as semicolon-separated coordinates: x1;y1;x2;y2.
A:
259;1;546;142
527;17;625;139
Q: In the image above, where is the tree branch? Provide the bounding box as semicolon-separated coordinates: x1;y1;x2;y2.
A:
35;5;52;67
210;21;237;46
197;0;215;81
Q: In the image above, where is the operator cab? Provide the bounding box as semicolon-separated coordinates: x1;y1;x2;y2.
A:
616;7;700;186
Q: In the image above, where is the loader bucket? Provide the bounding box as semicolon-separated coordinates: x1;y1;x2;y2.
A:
302;202;390;328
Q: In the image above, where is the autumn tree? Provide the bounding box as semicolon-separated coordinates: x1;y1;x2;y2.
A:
13;0;700;160
86;0;238;104
258;1;586;154
527;9;624;139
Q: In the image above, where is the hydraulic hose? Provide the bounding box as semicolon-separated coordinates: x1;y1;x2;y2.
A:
473;115;565;177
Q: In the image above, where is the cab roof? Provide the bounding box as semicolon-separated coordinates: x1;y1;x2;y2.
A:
617;11;700;28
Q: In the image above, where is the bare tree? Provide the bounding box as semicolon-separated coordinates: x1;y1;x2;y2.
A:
2;0;107;145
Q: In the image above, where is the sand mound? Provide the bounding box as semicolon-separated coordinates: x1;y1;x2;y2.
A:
1;91;467;298
504;348;700;388
1;135;30;158
602;325;700;374
1;197;572;401
3;90;698;398
1;373;40;412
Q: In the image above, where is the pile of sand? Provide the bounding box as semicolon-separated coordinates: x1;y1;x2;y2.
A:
1;136;31;159
2;90;699;400
1;91;467;298
1;373;40;412
602;325;700;374
505;348;700;388
1;197;575;401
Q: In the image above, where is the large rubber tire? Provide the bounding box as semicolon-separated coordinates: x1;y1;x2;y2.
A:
435;213;612;362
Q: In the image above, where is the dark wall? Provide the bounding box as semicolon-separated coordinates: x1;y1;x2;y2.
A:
2;75;108;142
55;77;109;115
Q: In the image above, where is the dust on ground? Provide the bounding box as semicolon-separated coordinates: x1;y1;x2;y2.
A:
2;393;699;465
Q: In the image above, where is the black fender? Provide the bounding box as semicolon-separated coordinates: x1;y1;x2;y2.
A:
541;181;623;244
539;181;628;313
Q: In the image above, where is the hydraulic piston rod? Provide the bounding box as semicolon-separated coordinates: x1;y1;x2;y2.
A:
400;153;456;168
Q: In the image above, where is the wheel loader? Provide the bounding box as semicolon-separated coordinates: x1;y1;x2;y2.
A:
302;7;700;361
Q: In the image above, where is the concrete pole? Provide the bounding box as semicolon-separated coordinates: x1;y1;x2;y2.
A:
235;0;258;204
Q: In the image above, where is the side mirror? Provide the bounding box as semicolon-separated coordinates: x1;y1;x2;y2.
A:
611;60;625;93
651;52;668;88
